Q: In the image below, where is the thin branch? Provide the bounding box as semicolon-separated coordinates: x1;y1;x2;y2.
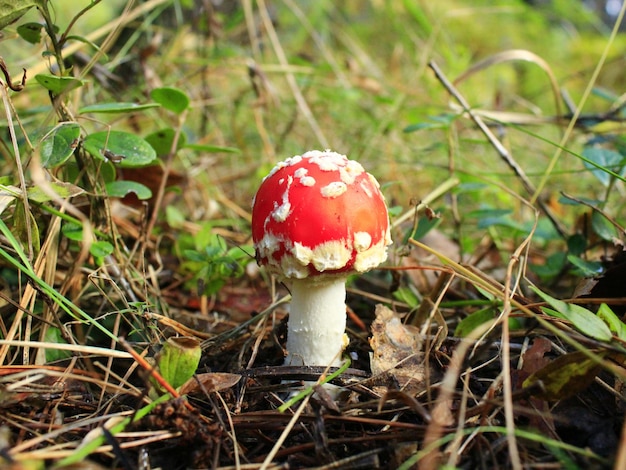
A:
428;60;567;237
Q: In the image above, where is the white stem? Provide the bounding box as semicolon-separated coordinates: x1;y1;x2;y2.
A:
285;277;347;367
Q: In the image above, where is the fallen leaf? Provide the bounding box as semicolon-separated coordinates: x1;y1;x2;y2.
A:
179;372;241;395
513;337;555;432
369;305;426;394
522;337;552;376
522;350;607;400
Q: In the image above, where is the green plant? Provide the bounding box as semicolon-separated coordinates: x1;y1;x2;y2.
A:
0;2;163;358
176;220;251;297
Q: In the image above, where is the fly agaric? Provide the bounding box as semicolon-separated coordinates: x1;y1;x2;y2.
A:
252;150;392;368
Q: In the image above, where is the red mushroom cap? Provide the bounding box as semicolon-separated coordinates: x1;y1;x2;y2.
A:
252;150;392;280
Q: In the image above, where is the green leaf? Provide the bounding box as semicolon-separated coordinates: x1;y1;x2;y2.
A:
475;286;496;302
83;131;157;168
157;337;201;390
79;102;160;114
597;303;626;341
466;208;512;220
62;222;83;241
90;240;113;259
105;180;152;200
0;0;43;30
566;255;602;277
165;205;185;228
455;308;495;337
566;233;587;256
150;86;190;114
16;22;42;43
581;147;624;186
530;285;612;342
403;113;457;133
63;34;108;61
1;181;84;206
591;210;618;242
34;74;85;94
185;143;240;154
558;194;602;206
466;208;523;231
392;286;419;309
97;160;118;183
411;214;440;240
61;225;113;259
27;181;85;203
145;128;187;156
183;249;205;263
39;122;81;168
522;350;607;400
64;160;117;185
44;327;72;362
0;185;18;215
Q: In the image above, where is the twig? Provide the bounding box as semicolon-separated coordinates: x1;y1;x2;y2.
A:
0;59;27;92
498;220;537;470
118;337;191;410
561;191;626;236
0;340;131;359
392;176;459;228
202;295;290;350
417;321;493;469
428;61;567;237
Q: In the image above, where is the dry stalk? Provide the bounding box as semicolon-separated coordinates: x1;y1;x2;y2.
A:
418;321;492;469
428;60;567;237
255;0;329;148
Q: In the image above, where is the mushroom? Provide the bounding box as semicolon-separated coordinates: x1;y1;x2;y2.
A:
252;150;392;368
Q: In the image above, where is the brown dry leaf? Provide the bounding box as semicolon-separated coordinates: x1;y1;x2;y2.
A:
369;304;426;394
522;350;607;401
179;372;241;395
522;337;552;376
142;311;213;339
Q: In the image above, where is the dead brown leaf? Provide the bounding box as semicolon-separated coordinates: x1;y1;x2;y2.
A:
522;337;552;376
179;372;241;395
369;305;426;395
523;350;607;401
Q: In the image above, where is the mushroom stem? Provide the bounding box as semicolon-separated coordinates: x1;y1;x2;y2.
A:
285;277;348;367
